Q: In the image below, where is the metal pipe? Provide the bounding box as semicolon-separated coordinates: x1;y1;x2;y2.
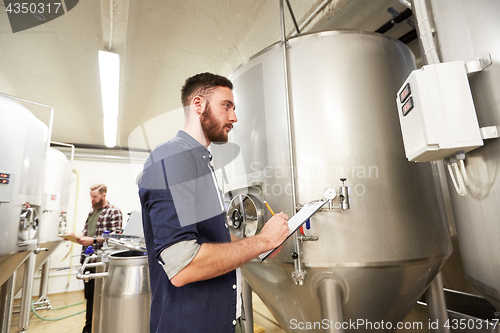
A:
92;259;106;333
425;272;451;333
84;262;107;269
285;0;300;35
280;0;304;285
19;251;36;330
77;272;108;282
0;273;15;333
290;0;330;37
33;305;51;311
317;278;344;333
413;0;440;64
66;168;80;287
47;106;54;152
39;258;50;301
77;256;108;282
292;235;306;285
0;92;54;152
242;278;254;333
279;0;296;212
51;141;75;162
79;255;107;269
109;0;114;50
65;152;144;163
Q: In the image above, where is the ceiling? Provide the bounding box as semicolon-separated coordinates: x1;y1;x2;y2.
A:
0;0;418;150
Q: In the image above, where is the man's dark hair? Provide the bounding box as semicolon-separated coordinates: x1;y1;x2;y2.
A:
181;72;233;107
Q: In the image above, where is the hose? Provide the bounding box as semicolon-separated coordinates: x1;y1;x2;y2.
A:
31;300;86;321
458;159;469;186
447;162;467;196
65;168;81;287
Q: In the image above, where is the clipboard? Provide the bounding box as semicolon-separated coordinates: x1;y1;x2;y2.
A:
58;234;81;243
258;200;328;262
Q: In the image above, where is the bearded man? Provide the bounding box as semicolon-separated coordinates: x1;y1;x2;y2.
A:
139;72;289;333
78;183;122;333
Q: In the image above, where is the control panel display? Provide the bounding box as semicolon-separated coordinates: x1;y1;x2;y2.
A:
402;97;414;116
0;173;10;185
399;83;411;103
0;171;14;202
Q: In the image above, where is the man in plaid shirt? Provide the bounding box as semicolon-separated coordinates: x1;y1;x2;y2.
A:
78;183;122;333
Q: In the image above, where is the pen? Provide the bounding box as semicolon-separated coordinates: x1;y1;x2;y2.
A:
263;200;275;216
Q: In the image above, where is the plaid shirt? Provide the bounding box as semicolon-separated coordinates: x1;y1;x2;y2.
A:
82;202;123;251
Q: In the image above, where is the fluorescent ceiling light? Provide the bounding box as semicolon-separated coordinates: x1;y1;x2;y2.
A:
103;115;118;148
98;50;120;147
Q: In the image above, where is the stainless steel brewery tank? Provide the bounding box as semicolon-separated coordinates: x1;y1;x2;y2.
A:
214;31;452;331
0;95;47;287
423;0;500;311
38;147;71;243
14;147;72;295
101;250;150;333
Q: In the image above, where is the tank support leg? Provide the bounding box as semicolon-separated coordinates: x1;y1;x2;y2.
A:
242;278;254;333
39;258;50;300
33;258;52;310
317;278;344;333
92;262;106;333
425;272;451;333
0;273;16;333
18;251;35;331
33;257;52;310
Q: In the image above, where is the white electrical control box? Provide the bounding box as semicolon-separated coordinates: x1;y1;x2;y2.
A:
43;192;61;211
0;171;15;203
396;61;483;162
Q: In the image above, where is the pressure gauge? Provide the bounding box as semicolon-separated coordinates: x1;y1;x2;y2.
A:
323;187;337;200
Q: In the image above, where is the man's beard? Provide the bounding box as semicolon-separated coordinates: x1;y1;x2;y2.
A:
92;198;104;210
200;103;232;143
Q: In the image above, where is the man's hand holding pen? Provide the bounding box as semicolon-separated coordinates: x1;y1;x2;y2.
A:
258;212;289;251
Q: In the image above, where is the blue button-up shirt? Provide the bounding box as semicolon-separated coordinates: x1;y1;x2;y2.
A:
139;130;237;333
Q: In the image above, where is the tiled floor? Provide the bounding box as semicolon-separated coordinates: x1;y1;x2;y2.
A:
9;291;285;333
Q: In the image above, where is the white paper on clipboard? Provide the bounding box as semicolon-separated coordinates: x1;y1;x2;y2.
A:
258;200;328;262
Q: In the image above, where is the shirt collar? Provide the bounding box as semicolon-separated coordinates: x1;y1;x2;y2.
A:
175;130;213;162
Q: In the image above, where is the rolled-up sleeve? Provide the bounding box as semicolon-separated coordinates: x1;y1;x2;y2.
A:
160;240;201;279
